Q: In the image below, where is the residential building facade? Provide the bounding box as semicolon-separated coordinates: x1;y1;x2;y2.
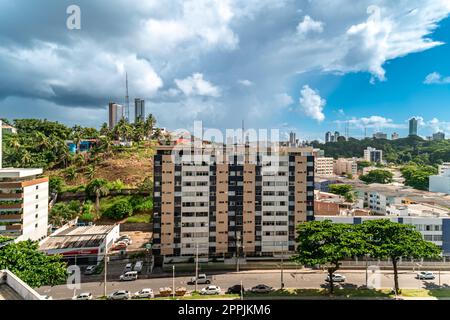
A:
429;163;450;194
433;132;445;141
373;132;387;139
134;98;145;123
152;144;315;262
334;158;358;176
409;117;418;136
0;169;49;241
391;132;399;140
363;147;383;163
315;157;334;176
108;102;124;129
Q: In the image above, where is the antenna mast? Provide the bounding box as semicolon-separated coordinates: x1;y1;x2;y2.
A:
125;72;130;122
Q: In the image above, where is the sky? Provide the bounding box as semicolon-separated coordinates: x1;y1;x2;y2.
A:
1;0;450;141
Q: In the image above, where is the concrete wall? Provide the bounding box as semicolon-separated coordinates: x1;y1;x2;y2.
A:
0;270;43;300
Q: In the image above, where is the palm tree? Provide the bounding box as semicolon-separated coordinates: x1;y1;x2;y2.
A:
8;136;21;152
34;132;51;150
144;114;156;140
65;166;77;182
99;122;109;136
85;165;96;180
20;150;32;167
86;179;110;212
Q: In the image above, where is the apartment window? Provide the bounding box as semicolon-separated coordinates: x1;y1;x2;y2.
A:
35;204;39;209
35;195;39;199
36;186;39;190
35;223;38;228
35;214;38;219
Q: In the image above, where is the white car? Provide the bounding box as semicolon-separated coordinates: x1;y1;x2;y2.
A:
72;293;93;300
325;274;346;283
133;261;143;273
188;274;211;285
416;271;435;280
84;265;97;275
200;285;221;295
120;271;138;281
123;263;133;273
108;290;131;300
134;288;154;299
250;284;273;294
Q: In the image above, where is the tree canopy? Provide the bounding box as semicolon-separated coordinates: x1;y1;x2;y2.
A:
0;240;67;288
360;169;393;184
400;165;437;190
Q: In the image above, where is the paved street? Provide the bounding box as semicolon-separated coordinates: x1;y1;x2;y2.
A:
37;269;450;300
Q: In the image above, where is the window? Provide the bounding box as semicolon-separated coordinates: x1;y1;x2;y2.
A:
35;204;39;209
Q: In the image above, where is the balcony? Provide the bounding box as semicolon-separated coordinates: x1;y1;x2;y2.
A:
0;193;23;200
0;214;23;222
0;202;23;210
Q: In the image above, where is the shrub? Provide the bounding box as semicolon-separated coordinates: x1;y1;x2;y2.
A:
103;199;133;220
79;213;94;222
49;176;64;194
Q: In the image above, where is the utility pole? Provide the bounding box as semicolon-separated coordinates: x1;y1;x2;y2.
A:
280;241;284;289
103;248;108;298
236;233;241;272
195;242;199;292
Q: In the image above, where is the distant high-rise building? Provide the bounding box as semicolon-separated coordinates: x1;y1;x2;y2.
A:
432;132;445;141
108;102;124;129
134;98;145;123
334;131;340;140
289;131;297;146
409;118;418;136
373;132;387;139
325;131;332;143
391;132;399;140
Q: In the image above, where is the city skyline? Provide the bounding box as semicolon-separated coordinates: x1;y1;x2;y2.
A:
1;1;450;141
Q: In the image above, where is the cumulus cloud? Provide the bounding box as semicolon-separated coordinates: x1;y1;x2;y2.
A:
298;85;326;122
175;73;221;97
238;79;253;86
336;115;406;130
424;72;450;84
297;15;324;35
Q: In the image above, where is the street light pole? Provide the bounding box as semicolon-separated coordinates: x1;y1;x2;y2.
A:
365;254;369;287
172;265;176;299
281;241;284;289
103;248;108;298
236;233;240;272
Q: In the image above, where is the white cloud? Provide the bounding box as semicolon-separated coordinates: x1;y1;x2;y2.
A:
337;115;405;130
238;79;253;86
298;85;326;122
175;73;221;97
274;93;294;107
297;15;324;35
424;72;450;84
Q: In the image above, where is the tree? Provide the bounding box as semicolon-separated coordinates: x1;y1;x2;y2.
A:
0;240;67;287
49;176;64;194
329;184;353;196
144;114;156;139
401;165;437;190
292;220;365;294
85;165;96;180
85;179;110;212
104;199;133;220
357;161;372;171
99;122;109;136
64;166;77;182
358;220;441;295
359;169;393;184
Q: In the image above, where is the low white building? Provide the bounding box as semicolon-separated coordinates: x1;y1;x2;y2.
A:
429;163;450;194
315;157;334;176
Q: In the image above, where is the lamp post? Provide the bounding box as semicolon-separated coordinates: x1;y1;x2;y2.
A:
365;254;369;287
103;248;109;298
281;241;285;289
195;242;199;292
172;265;176;299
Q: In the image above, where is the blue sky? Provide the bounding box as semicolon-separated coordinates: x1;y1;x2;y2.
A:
1;0;450;141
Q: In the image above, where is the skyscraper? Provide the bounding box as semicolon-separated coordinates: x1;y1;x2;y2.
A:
108;102;124;129
289;131;296;146
135;98;145;123
325;131;332;143
409;118;418;136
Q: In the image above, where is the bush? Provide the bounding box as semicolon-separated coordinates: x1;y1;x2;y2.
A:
103;199;133;220
49;176;64;194
79;213;95;222
107;179;125;191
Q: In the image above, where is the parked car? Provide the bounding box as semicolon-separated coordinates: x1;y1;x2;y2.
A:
188;274;210;285
120;271;138;281
200;285;221;295
72;292;93;300
117;235;132;244
133;288;154;299
416;271;435;280
108;290;131;300
250;284;273;294
134;261;143;273
227;284;244;294
112;242;127;251
124;263;133;273
84;265;97;275
325;274;346;283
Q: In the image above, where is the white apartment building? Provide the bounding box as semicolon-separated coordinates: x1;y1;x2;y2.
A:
334;158;357;176
315;157;334;176
363;147;383;163
355;188;403;215
0;168;49;241
429;163;450;194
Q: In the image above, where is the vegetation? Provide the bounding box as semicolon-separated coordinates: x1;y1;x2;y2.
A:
100;195;153;221
311;136;450;166
359;169;393;184
85;179;110;212
358;220;441;295
0;240;67;287
400;165;438;190
292;220;365;294
329;184;354;202
103;199;133;220
49;201;82;227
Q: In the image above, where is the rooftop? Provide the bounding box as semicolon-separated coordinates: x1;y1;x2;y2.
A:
0;284;23;300
40;225;116;251
0;270;43;300
0;168;43;178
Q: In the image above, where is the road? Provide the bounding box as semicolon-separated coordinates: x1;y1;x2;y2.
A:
37;269;450;299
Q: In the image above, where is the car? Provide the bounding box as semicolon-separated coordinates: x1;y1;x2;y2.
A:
40;295;53;300
124;263;133;273
117;235;132;244
188;273;210;285
133;261;143;273
133;288;154;299
325;274;346;283
227;284;244;294
200;285;221;295
416;271;435;280
120;271;138;281
250;284;273;294
84;265;97;275
115;241;129;247
112;242;127;251
108;290;131;300
72;292;93;300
